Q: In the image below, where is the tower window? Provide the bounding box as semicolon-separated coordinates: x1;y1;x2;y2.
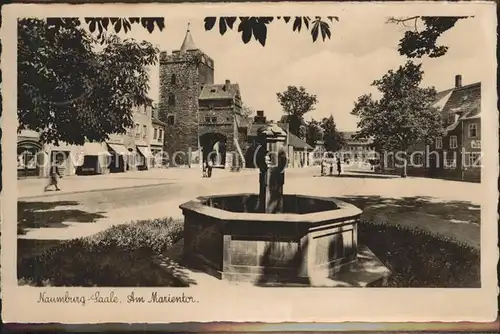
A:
168;94;176;106
167;115;175;125
171;74;177;85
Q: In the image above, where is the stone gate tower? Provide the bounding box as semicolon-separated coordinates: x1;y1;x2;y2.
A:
158;25;215;163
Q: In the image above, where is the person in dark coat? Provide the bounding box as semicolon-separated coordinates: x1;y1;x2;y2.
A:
337;157;342;176
44;160;62;191
207;159;213;178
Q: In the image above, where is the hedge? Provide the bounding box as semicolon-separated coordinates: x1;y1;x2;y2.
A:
18;217;185;287
359;220;480;288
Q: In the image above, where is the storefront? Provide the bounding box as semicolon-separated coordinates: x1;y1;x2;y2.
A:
76;143;110;175
17;140;43;178
136;145;150;170
107;143;133;173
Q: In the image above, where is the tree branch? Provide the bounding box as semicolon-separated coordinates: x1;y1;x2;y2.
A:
387;16;421;32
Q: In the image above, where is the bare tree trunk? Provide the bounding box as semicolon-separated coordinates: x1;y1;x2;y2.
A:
401;150;407;178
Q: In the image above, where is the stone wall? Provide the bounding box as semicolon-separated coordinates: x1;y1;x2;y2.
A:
158;50;214;164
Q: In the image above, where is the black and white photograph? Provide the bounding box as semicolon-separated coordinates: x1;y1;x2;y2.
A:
1;1;498;324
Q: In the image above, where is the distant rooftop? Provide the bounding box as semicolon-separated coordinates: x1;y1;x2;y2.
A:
199;83;240;100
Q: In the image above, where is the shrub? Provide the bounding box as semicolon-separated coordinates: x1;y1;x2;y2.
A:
359;220;480;288
18;217;186;287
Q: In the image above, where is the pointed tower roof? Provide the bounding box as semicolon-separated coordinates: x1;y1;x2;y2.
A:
180;23;198;53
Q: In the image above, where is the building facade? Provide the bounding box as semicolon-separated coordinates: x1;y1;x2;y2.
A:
104;103;153;173
340;132;376;165
380;75;481;182
18;103;153;178
245;110;312;168
158;27;247;168
150;116;166;167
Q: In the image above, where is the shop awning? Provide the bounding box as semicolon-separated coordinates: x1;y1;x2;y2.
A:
84;143;111;156
136;146;150;157
107;143;130;156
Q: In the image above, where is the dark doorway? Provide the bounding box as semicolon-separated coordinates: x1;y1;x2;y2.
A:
200;133;227;167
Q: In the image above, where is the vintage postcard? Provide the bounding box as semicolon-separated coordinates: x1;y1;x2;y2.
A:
1;1;498;324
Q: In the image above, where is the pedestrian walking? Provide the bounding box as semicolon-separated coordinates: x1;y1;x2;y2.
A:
320;159;325;176
337;157;342;176
329;160;334;175
202;160;207;177
207;159;213;178
44;160;62;192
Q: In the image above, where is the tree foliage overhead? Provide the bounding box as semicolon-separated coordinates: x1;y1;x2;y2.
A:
204;16;338;46
388;16;469;58
277;86;318;137
351;61;444;175
18;18;158;145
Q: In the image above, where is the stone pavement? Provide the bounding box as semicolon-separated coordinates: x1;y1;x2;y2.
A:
17;167;257;199
17;170;483;250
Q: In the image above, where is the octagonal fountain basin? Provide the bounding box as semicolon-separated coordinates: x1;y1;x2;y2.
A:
179;194;363;285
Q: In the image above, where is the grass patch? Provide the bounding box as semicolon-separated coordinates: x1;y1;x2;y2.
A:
359;221;480;288
18;217;185;287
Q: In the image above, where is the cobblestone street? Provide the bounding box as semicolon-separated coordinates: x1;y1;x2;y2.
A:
16;168;482;249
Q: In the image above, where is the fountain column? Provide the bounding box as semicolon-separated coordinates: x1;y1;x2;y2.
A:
258;124;288;213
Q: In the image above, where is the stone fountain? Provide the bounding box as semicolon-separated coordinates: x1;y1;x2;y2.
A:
180;124;390;286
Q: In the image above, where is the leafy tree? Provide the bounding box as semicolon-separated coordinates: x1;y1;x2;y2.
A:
351;61;444;177
387;16;469;58
18;18;158;145
321;115;345;152
305;119;324;147
277;86;318;136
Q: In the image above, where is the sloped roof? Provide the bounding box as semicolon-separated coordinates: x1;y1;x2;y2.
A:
442;82;481;120
341;131;374;145
443;82;481;119
199;84;240;100
247;122;312;149
437;82;481;134
180;28;198;53
288;132;313;150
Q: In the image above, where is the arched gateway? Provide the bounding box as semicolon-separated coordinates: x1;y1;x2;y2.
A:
199;132;227;167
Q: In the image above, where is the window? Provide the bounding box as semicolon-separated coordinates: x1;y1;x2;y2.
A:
171;74;177;85
135;123;140;138
143;125;147;139
436;137;443;149
168;94;176;106
468;123;478;138
154;128;158;140
205;116;211;123
167;115;175;125
159;129;163;141
468;152;481;167
448;112;457;124
211;117;217;123
444;158;457;169
449;135;458;149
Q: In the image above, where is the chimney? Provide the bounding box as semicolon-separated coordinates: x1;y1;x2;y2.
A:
455;74;462;88
254;110;267;124
225;79;231;92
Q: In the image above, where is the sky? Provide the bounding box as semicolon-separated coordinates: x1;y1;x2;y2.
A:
111;14;488;131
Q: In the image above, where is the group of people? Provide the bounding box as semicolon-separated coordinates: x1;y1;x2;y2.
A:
321;157;342;177
202;159;214;178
